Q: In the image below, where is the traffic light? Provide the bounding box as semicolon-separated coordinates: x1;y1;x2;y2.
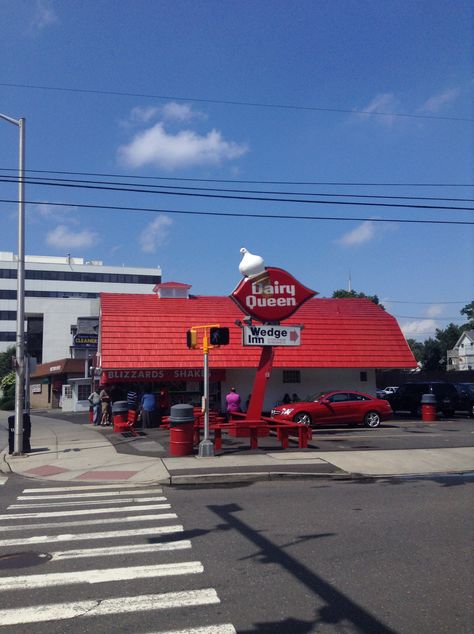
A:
186;329;197;349
210;327;230;346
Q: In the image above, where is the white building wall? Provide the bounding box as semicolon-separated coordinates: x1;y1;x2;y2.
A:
221;367;376;412
0;252;162;359
39;298;99;362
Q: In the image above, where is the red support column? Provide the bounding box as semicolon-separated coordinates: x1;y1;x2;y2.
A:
246;346;275;420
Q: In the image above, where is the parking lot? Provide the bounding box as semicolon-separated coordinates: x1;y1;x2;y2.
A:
305;415;474;453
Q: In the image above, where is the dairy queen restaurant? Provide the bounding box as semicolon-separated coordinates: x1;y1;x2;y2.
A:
34;278;416;415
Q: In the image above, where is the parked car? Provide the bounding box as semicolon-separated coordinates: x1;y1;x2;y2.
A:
270;390;393;428
454;383;474;418
386;381;458;417
382;386;398;395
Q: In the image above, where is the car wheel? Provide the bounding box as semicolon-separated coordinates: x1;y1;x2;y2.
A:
294;412;312;426
364;411;381;428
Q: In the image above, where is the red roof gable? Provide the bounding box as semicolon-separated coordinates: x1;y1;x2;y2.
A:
99;294;416;370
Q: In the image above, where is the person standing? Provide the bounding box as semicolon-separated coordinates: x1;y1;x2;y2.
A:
140;385;156;429
157;388;170;424
127;386;138;411
99;385;112;425
88;387;101;426
225;387;241;420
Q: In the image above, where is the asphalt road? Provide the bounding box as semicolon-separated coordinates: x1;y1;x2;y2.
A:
167;477;474;633
0;475;472;633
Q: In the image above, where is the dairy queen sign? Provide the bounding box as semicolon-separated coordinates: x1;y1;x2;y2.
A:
231;265;317;322
232;248;317;421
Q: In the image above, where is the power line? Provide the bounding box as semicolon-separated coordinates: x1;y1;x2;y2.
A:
1;198;473;225
385;300;469;304
1;167;472;188
1;81;472;122
393;315;465;320
0;177;472;212
1;174;473;204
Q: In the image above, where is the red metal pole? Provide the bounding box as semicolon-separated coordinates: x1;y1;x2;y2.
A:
246;346;275;419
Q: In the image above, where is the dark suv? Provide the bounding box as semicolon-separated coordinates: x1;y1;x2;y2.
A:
386;381;458;417
454;383;474;418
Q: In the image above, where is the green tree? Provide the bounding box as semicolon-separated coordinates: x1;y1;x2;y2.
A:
434;323;464;367
406;338;424;363
421;338;443;371
0;370;15;411
331;289;385;310
460;301;474;327
0;346;15;379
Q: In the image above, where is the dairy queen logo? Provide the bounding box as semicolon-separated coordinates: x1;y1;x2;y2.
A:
231;266;317;322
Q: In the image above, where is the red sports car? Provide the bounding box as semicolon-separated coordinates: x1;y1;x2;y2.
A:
271;390;393;428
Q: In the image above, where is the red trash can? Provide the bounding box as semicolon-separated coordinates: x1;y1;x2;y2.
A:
169;404;195;456
112;401;129;432
421;393;437;422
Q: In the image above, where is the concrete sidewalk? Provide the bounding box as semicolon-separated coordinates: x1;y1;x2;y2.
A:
1;411;474;485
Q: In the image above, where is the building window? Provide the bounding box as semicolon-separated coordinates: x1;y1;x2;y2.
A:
78;384;90;401
63;385;73;399
283;370;301;383
360;371;368;382
0;332;16;341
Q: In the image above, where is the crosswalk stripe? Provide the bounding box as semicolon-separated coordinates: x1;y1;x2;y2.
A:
0;588;220;626
0;561;204;591
22;483;157;493
8;495;166;508
18;488;161;500
0;524;183;547
0;502;171;520
50;540;192;560
146;626;236;634
0;513;178;532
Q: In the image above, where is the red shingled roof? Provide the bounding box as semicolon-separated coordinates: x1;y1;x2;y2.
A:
99;294;416;369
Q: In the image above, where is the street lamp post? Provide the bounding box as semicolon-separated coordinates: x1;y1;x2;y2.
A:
0;113;26;455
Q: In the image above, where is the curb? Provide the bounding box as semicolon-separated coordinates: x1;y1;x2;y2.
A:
0;450;12;475
167;470;351;486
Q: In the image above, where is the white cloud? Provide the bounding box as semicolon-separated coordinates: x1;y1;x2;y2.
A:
401;319;438;338
129;106;161;124
46;225;99;249
337;221;376;246
355;93;400;126
33;202;77;220
419;88;460;113
425;304;444;318
119;122;248;170
126;102;205;127
28;0;58;33
161;102;206;122
139;215;173;253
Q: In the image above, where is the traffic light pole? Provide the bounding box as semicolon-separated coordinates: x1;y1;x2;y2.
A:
198;332;214;457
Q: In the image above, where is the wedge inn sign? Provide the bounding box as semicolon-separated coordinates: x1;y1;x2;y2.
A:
243;325;302;346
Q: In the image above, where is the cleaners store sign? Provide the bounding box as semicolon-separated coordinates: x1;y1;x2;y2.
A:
231;267;316;322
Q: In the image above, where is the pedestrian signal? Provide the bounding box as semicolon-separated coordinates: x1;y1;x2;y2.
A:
186;329;198;349
210;327;230;346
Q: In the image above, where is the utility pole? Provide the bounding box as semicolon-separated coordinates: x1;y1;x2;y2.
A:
0;113;26;455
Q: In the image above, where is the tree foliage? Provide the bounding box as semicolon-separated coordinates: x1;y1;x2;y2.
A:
406;301;473;370
331;289;384;310
0;346;15;380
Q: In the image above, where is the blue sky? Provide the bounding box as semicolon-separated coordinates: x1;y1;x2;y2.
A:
1;0;472;341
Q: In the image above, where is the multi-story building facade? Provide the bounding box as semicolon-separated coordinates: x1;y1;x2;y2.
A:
0;252;162;363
